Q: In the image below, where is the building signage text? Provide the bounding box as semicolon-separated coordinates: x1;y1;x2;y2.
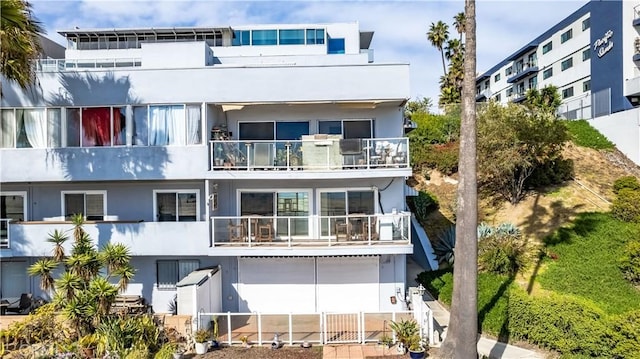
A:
593;30;614;58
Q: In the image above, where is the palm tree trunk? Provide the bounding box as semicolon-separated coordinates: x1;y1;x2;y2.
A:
440;50;447;77
438;0;478;358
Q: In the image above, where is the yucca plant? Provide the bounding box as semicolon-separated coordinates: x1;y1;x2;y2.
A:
433;225;456;266
101;243;131;274
46;229;69;261
89;277;118;316
55;271;83;301
27;258;57;292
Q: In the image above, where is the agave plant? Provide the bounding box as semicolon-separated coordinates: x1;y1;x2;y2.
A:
477;222;494;240
27;258;58;292
495;222;521;238
433;225;456;266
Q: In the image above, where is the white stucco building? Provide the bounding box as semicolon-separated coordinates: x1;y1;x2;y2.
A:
476;0;640;165
0;23;415;318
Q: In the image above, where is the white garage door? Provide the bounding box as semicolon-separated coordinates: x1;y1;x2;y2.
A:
317;257;379;312
238;257;315;313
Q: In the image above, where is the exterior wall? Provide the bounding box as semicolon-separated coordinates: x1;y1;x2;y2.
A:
589;107;640;164
379;254;407;312
141;42;213;68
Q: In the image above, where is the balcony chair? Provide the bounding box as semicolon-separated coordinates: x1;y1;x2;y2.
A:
339;139;364;168
251;218;273;242
5;293;33;314
362;217;379;241
334;219;352;241
228;220;247;243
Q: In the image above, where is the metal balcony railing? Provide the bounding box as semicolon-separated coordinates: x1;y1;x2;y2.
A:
211;213;411;247
0;219;10;249
209;137;409;171
34;58;142;72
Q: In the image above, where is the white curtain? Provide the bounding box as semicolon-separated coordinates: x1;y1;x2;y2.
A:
24;109;47;148
1;110;16;148
186;105;201;145
133;106;148;145
149;105;184;145
47;109;62;148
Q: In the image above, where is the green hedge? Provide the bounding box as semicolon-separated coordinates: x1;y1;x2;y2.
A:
564;119;615;150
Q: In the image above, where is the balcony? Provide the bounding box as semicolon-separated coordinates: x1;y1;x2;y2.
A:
34;58;142;72
508;91;527;103
475;89;491;102
1;219;10;249
0;213;412;258
1;220;209;257
507;60;539;84
634;5;640;27
210;213;412;256
209;137;409;172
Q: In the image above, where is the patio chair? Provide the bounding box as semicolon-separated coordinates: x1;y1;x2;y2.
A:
362;217;379;241
5;293;33;314
228;220;247;242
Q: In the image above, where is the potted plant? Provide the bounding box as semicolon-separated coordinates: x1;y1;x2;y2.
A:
378;334;394;348
407;333;427;359
388;318;419;354
194;329;210;354
78;333;98;359
172;344;185;359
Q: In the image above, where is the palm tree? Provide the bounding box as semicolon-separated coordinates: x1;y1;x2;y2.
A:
427;20;449;77
27;258;57;292
0;0;44;88
46;229;69;261
453;12;466;42
439;0;478;357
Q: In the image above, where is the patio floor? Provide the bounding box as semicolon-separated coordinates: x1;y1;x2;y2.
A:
322;344;402;359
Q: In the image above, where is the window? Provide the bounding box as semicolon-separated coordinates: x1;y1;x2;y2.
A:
62;191;106;220
543;68;553;79
562;87;574;99
319;189;375;236
328;37;345;54
505;67;513;76
494;93;501;102
65;107;126;147
484;80;490;88
232;30;250;46
306;29;325;44
542;41;552;54
1;192;26;247
561;57;573;71
506;87;514;97
582;48;591;61
561;29;573;43
133;104;201;146
240;190;311;237
1;108;62;149
157;259;199;290
279;29;305;45
582;18;590;31
318;119;372;138
494;73;501;82
583;80;591;92
155;190;199;222
251;30;277;45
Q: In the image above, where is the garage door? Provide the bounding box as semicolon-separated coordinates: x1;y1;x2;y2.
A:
317;257;379;312
238;257;315;313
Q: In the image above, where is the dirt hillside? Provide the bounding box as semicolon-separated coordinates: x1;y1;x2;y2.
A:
410;142;640;243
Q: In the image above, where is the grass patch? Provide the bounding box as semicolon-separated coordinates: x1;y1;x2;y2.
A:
564;119;615;150
539;212;640;314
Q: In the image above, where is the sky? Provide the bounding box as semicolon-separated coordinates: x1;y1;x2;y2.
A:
31;0;589;105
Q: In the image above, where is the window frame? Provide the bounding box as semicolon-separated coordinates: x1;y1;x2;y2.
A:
156;259;200;290
317;119;373;139
582;48;591;61
560;29;573;44
133;103;202;146
543;68;553;80
582;18;590;31
562;87;574;99
61;190;107;220
0;191;28;221
561;57;573;71
542;41;552;54
494;73;501;82
583;80;591;92
153;189;200;222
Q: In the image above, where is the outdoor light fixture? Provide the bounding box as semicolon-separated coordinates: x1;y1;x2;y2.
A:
417;283;426;296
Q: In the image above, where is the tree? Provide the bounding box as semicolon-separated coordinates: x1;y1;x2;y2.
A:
404;97;433;120
427;21;450;77
0;0;44;88
453;12;466;42
477;102;569;204
524;85;562;114
438;0;478;357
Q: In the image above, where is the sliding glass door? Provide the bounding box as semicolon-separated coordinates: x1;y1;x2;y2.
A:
319;189;375;236
240;190;310;238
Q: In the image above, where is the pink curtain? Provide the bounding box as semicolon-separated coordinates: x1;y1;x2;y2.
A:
82;108;121;146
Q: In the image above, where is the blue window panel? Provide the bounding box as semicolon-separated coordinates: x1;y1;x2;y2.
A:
279;29;305;45
232;30;250;46
306;29;325;45
318;121;341;134
252;30;277;46
276;121;309;140
328;38;345;54
315;29;325;44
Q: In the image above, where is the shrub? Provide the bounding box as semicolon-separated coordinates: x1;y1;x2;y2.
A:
611;310;640;358
425;142;459;175
564;119;615;150
433;226;456;266
408;191;439;223
478;235;527;275
525;158;574;188
612;188;640;222
613;175;640;195
409;112;460;145
620;240;640;285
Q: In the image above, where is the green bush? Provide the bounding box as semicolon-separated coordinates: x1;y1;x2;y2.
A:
611;310;640;358
526;158;574;188
612;188;640;223
613;176;640;195
620;240;640;285
424;142;459;175
409;112;460;144
478;234;527;275
564;119;615;150
408;191;439;223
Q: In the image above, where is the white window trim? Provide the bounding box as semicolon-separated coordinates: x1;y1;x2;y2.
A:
60;190;107;220
153;189;200;222
0;191;28;221
156;259;200;290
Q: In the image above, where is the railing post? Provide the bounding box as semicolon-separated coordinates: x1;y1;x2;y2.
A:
258;312;262;345
428;306;434;346
359;312;364;344
227;312;232;346
288;313;293;346
391;311;397;343
321;312;326;345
